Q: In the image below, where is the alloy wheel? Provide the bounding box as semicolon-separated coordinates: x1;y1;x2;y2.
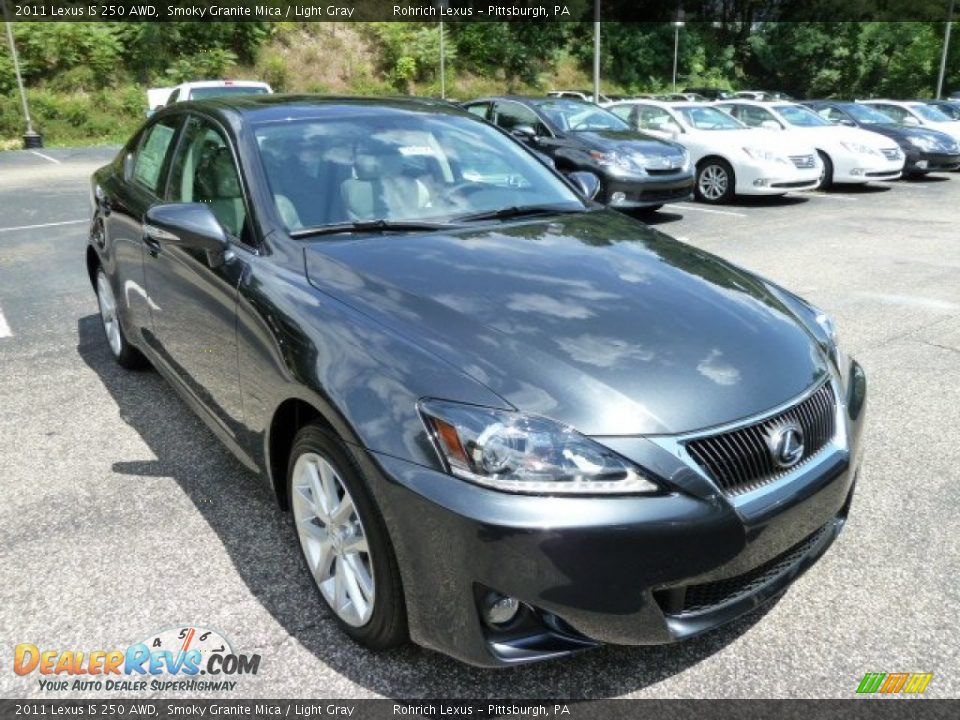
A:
698;164;728;201
96;271;123;358
291;452;375;627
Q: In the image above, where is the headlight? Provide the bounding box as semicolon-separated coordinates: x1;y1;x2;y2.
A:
840;141;879;155
420;400;659;495
742;146;786;163
907;135;937;151
589;150;641;172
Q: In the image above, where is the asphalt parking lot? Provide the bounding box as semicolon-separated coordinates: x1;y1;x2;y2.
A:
1;146;957;700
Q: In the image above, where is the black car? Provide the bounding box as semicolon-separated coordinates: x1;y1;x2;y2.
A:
925;99;960;121
462;96;694;211
804;100;960;176
88;96;865;667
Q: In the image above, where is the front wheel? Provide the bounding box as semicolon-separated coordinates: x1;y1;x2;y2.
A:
816;151;834;190
288;424;407;649
95;269;146;369
695;159;735;203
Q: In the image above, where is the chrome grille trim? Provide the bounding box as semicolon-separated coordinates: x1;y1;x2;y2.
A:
789;154;816;169
881;148;902;161
684;381;837;496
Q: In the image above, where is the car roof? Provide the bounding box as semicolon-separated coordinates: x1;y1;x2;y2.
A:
156;94;472;124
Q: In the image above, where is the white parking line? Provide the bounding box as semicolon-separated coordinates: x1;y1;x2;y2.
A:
665;203;747;218
0;219;87;234
0;306;11;339
806;192;859;201
28;150;61;165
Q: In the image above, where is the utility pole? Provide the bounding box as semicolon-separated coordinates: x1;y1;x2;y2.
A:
2;0;42;148
593;0;600;103
672;11;686;94
936;0;955;99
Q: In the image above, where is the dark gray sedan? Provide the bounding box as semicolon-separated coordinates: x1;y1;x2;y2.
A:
87;96;866;667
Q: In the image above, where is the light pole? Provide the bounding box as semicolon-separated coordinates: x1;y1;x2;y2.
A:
936;0;955;99
439;21;446;99
672;16;685;93
593;0;601;103
1;1;41;148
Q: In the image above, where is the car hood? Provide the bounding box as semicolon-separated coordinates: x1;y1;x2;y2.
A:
303;211;828;436
573;129;686;158
785;124;898;149
688;128;817;156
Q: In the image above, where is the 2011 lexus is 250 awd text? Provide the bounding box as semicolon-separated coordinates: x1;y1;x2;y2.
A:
86;96;866;667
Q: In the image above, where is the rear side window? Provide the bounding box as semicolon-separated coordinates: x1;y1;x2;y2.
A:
133;118;179;194
493;101;548;135
464;103;491;119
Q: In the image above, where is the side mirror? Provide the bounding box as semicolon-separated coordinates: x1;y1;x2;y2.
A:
566;170;601;200
144;203;229;266
123;152;135;182
902;116;920;127
836;118;856;127
511;124;538;141
760;120;782;131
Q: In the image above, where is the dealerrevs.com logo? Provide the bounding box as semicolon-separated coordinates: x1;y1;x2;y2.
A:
14;626;261;693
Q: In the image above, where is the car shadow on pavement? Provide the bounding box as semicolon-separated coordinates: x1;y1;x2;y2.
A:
77;314;775;699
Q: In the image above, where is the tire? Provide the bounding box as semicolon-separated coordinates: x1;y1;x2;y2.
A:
816;151;834;190
288;423;407;649
695;159;735;203
95;268;147;369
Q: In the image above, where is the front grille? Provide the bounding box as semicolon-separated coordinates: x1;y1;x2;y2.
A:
657;523;832;616
646;167;683;176
881;148;902;161
685;381;836;496
789;154;816;169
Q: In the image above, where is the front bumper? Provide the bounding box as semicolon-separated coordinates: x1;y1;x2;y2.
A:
734;160;821;196
904;149;960;174
832;152;903;183
355;359;867;667
603;171;694;208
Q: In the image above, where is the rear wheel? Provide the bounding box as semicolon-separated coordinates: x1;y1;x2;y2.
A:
695;159;735;203
288;424;407;649
95;269;146;369
816;151;834;190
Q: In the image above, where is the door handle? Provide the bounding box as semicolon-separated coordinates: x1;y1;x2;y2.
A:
142;224;178;255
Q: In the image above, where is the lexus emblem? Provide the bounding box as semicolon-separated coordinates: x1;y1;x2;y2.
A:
769;423;805;468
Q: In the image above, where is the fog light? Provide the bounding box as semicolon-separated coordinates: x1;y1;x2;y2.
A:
752;178;770;187
850;168;864;176
483;593;520;627
610;191;626;204
916;160;929;169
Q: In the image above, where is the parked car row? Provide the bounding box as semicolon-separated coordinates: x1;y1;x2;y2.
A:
460;94;960;205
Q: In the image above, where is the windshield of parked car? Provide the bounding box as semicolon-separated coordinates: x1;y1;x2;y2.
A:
675;106;746;130
535;100;629;132
909;103;952;122
253;112;584;232
843;104;896;125
776;104;832;127
190;86;270;99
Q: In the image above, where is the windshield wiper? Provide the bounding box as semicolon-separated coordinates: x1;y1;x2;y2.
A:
451;204;586;223
290;219;454;239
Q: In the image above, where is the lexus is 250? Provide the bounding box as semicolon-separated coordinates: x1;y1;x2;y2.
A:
87;96;866;666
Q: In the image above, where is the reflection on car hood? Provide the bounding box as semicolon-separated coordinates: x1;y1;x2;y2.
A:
574;130;685;157
304;211;828;435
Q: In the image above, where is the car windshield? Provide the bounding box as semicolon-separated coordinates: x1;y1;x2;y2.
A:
675;106;745;130
535;100;629;132
843;104;895;125
776;105;832;127
909;103;951;122
254;112;584;232
190;86;270;99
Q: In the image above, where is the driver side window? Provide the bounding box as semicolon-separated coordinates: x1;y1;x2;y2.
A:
168;116;250;244
493;102;549;136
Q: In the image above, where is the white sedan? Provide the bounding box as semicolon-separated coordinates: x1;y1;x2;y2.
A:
603;100;822;203
858;100;960;144
716;100;904;188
